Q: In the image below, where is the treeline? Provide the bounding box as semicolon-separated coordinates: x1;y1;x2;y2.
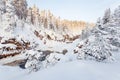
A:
0;0;94;34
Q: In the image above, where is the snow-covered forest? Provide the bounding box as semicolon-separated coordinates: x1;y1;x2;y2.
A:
0;0;120;80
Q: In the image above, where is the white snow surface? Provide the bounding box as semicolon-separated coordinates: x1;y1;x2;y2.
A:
0;49;120;80
0;58;120;80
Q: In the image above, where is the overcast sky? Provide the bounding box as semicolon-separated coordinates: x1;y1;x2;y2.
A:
27;0;120;22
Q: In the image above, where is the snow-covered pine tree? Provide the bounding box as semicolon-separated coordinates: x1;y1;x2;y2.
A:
26;7;32;24
0;0;5;22
75;6;120;61
2;0;16;35
13;0;27;19
77;33;112;61
102;8;111;24
113;5;120;24
96;17;107;31
25;51;44;72
33;6;40;27
81;24;91;40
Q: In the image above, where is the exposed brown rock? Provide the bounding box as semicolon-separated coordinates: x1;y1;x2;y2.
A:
0;52;20;59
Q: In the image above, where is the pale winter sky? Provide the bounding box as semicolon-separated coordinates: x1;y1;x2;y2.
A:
27;0;120;22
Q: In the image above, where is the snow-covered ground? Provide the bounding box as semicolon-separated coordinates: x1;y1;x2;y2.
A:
0;57;120;80
0;50;120;80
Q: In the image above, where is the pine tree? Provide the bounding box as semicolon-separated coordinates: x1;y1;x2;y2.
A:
75;6;120;61
102;8;111;24
81;24;91;40
3;0;16;34
26;7;32;24
25;51;48;72
113;5;120;24
0;0;5;22
96;17;104;30
13;0;27;19
77;31;112;61
0;0;6;14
